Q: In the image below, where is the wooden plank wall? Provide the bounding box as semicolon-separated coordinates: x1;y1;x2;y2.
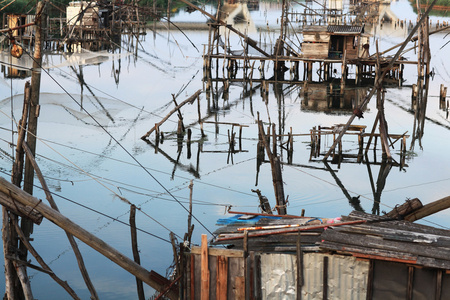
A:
302;43;329;58
187;244;245;299
344;36;358;59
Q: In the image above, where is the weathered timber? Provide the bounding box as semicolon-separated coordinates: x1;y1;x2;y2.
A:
141;89;202;140
257;121;286;215
332;224;450;248
320;229;450;262
216;255;228;300
12;260;33;300
201;234;210;300
214;220;365;242
11;217;80;300
320;240;418;263
0;176;178;300
0;192;42;224
386;198;423;219
12;82;31;187
404;196;450;222
20;1;47;269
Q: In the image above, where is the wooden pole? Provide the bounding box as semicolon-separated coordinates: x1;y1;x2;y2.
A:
405;196;450;222
130;205;145;300
200;234;210;300
257;121;287;215
296;229;303;300
11;217;80;300
22;142;99;300
21;0;47;262
0;177;179;300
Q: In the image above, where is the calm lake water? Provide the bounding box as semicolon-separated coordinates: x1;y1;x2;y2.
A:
0;0;449;298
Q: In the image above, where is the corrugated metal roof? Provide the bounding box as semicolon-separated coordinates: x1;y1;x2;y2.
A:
259;252;369;300
327;25;363;33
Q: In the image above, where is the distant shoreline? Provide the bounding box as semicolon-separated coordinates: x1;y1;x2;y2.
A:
147;22;280;31
148;22;210;30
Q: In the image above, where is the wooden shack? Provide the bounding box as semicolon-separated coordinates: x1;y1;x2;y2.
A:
5;14;34;45
66;1;109;29
301;25;368;59
181;208;450;299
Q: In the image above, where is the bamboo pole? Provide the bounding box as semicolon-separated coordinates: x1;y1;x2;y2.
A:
0;176;178;300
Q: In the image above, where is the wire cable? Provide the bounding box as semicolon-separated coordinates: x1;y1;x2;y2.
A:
16;44;217;238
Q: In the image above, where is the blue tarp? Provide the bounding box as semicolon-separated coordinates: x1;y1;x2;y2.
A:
216;214;282;226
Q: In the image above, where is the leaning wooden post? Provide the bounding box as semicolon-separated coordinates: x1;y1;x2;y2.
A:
405;196;450;222
130;205;145;300
22;142;99;300
197;94;205;137
0;177;179;300
11;217;80;300
258;121;287;215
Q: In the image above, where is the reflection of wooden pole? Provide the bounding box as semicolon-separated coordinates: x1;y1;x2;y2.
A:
130;205;145;300
0;177;179;300
258;121;286;215
141;89;201;140
322;0;439;161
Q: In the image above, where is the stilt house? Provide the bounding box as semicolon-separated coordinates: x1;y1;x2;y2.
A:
301;25;368;59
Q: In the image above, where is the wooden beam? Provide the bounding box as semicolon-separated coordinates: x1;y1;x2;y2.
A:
0;177;178;300
404;196;450;222
216;255;228;300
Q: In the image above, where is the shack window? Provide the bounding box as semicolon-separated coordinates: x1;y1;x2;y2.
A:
329;35;344;58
